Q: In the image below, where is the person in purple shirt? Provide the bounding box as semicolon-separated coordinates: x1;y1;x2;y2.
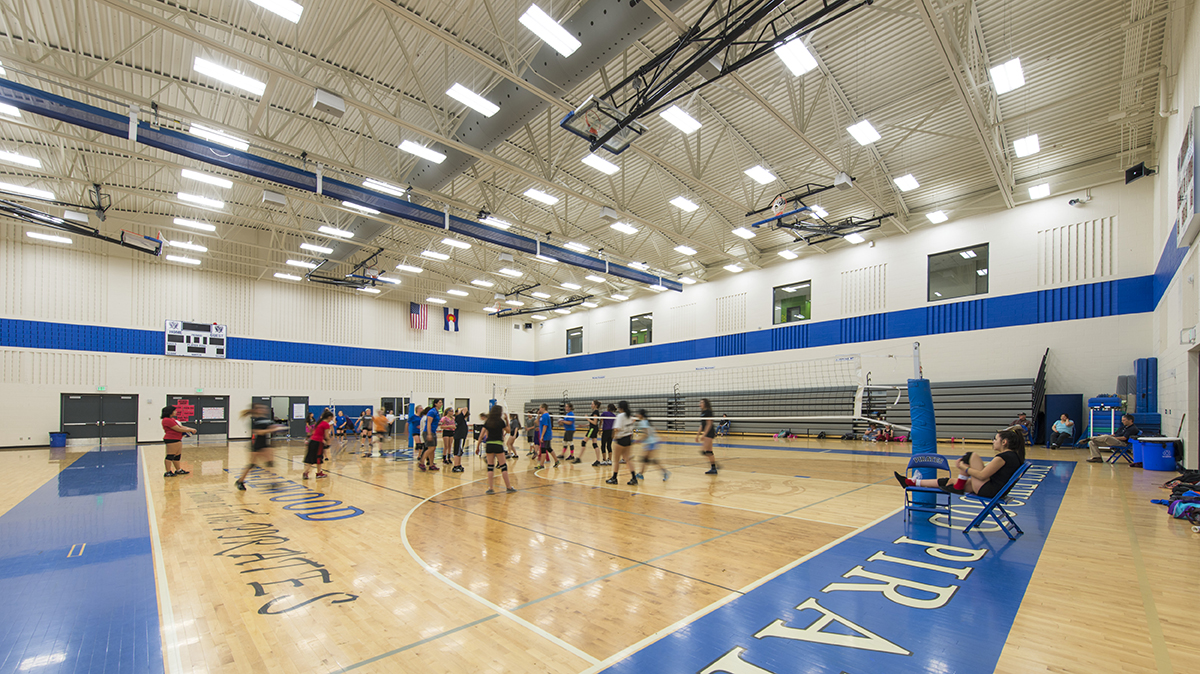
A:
600;403;616;466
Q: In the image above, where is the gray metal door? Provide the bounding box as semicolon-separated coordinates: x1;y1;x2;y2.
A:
100;394;138;441
61;394;102;441
288;397;309;438
197;396;229;438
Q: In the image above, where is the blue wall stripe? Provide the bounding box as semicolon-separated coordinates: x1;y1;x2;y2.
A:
0;274;1158;377
1153;221;1190;307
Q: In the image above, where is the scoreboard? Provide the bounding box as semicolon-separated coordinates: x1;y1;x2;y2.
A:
165;320;227;359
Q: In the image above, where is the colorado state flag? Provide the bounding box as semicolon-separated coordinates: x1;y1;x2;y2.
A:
444;307;459;332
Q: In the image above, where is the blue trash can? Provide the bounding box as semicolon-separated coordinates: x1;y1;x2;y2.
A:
1142;441;1177;471
49;432;67;447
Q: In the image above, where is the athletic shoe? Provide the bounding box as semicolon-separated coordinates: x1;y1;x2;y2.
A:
572;457;582;464
417;463;427;471
939;483;965;495
443;458;452;465
627;478;639;485
506;487;517;493
452;466;464;473
235;480;246;491
302;473;310;479
635;473;644;480
591;461;601;467
893;472;909;488
553;461;561;468
535;464;545;469
174;469;190;475
486;488;495;495
1086;457;1103;463
604;477;618;484
428;465;440;471
662;471;670;481
164;471;174;477
316;472;328;478
705;467;718;475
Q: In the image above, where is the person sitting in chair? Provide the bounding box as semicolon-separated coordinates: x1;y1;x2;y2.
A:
1085;413;1139;463
716;414;731;437
1049;413;1074;449
1009;412;1031;444
895;428;1025;498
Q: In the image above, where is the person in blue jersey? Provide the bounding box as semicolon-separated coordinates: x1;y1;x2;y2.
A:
334;409;349;452
405;405;421;457
536;403;559;469
421;399;442;471
560;402;579;463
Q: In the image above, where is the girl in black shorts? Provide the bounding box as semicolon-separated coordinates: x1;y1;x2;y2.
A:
586;400;602;466
304;410;334;479
697;398;717;475
483;405;516;495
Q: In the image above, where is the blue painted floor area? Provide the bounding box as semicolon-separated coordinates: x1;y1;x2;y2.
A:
602;461;1076;674
0;449;163;674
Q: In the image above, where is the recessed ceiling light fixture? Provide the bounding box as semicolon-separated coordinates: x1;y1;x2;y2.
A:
0;182;55;200
732;227;756;239
177;192;224;209
524;188;559;205
376;277;400;284
193;57;266;95
247;0;304;23
659;105;702;134
286;259;318;269
274;272;302;281
585;275;605;283
926;210;949;224
977;268;989;276
505;299;525;306
300;242;333;255
519;3;581;56
446;83;500;117
396;263;424;273
990;57;1025;94
554;308;571;314
173;217;216;232
422;250;450;261
564;241;590;253
0;103;21;118
181;168;232;189
167;240;207;253
471;279;494;287
531;291;552;299
649;283;667;291
1028;183;1050;200
26;231;71;244
189;124;249;151
362;178;407;197
810;205;828;218
744;165;776;185
960;250;977;259
561;282;582;290
447;289;470;297
318;225;353;238
893;174;920;192
1013;134;1040;158
165;255;202;265
399;140;446;163
581;154;619;175
427;297;448;304
670;196;699;212
674;245;697;256
0;150;41;168
481;215;511;229
723;264;743;273
498;267;523;277
442;238;471;249
778;249;798;260
847;120;881;145
531;314;549;320
535;254;557;264
680;276;697;285
581;301;598;308
610;222;638;235
774;37;818;77
628;262;649;270
358;287;381;294
844;233;865;244
342;201;380;215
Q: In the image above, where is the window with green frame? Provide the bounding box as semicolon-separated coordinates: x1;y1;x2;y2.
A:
630;313;653;345
773;281;812;325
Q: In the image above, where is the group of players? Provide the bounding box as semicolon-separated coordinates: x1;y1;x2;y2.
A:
230;397;722;492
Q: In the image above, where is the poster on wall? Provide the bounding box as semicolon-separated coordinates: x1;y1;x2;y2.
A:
293;403;306;420
202;406;225;421
1176;107;1199;247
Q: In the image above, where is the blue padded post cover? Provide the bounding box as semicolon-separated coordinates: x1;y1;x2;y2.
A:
908;378;938;502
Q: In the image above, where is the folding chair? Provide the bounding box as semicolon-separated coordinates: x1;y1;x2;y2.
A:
902;454;952;520
961;461;1033;540
1106;432;1140;465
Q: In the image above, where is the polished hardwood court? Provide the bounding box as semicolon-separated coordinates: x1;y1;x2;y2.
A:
3;435;1198;674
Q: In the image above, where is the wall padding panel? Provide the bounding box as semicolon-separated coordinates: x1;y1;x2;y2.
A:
486;315;512;358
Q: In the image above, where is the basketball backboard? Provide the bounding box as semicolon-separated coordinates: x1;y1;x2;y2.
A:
560;96;647;155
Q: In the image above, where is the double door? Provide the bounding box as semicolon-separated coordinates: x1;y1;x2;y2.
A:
168;395;229;440
60;394;138;444
254;395;309;438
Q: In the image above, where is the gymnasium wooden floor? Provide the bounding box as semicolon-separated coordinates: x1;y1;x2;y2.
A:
2;435;1198;673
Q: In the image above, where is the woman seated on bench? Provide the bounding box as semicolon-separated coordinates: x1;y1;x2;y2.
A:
895;428;1025;498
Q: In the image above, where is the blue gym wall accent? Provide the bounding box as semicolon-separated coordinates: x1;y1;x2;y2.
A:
0;273;1157;377
1153;221;1190;307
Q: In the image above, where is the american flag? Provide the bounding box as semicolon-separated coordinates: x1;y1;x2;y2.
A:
409;302;427;329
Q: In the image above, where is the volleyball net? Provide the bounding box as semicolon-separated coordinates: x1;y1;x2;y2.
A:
500;350;918;437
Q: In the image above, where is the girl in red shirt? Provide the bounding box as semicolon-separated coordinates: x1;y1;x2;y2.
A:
161;406;196;477
304;410;334;479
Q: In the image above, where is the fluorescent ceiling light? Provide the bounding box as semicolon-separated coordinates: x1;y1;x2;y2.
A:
300;242;333;254
63;211;89;223
484;306;499;313
1028;183;1050;200
481;216;511;229
581;154;619;175
535;254;557;264
174;217;216;232
274;272;301;281
471;279;494;287
531;314;549;320
396;264;424;273
612;294;629;300
659;105;702;134
177;192;224;209
358;287;381;294
581;301;598;308
562;282;582;290
847;120;881;145
531;291;551;299
893;174;920;192
376;277;400;284
427;297;447;304
844;233;865;244
446;83;500;117
181;168;232;189
564;241;589;253
723;264;743;273
977;268;989;276
0;103;21;118
422;250;450;261
167;240;207;253
585;275;605;283
960;250;977;259
1013;134;1040;158
810;205;828;218
27;231;71;244
670;196;699;212
934;292;942;298
649;284;667;292
744;165;776;185
524;188;559;205
0;150;41;168
447;289;470;296
680;276;697;285
247;0;304;23
778;249;798;260
0;182;54;200
990;57;1025;94
342;201;379;215
628;262;648;270
927;210;949;224
193;57;266;96
442;237;471;249
781;284;809;292
189;124;249;151
363;178;407;197
610;222;638;235
774;37;818;77
286;259;318;269
498;267;523;277
732;227;756;240
505;299;525;306
399;140;446;164
519;4;581;57
165;255;201;265
674;245;697;256
554;308;571;314
318;225;353;238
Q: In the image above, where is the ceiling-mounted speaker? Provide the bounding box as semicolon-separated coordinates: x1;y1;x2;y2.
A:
262;190;286;206
313;89;345;117
1125;162;1155;184
599;206;619;221
834;172;853;191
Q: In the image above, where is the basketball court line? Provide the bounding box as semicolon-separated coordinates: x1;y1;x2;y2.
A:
141;447;183;674
576;503;903;674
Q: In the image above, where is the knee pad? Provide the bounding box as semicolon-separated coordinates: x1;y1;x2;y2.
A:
500;463;508;472
487;465;494;472
702;450;714;456
166;453;181;462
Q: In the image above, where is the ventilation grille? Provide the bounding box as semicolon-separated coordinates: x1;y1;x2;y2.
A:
486;315;513;358
670;303;697;342
842;263;887;315
715;294;747;335
32;351;106;386
1037;216;1115;287
0;350;22;383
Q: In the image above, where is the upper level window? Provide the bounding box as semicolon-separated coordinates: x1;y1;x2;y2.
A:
773;281;811;325
630;313;653;345
566;327;583;354
928;244;988;301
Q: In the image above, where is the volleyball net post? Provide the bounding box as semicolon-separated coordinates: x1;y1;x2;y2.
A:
907;342;941;495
